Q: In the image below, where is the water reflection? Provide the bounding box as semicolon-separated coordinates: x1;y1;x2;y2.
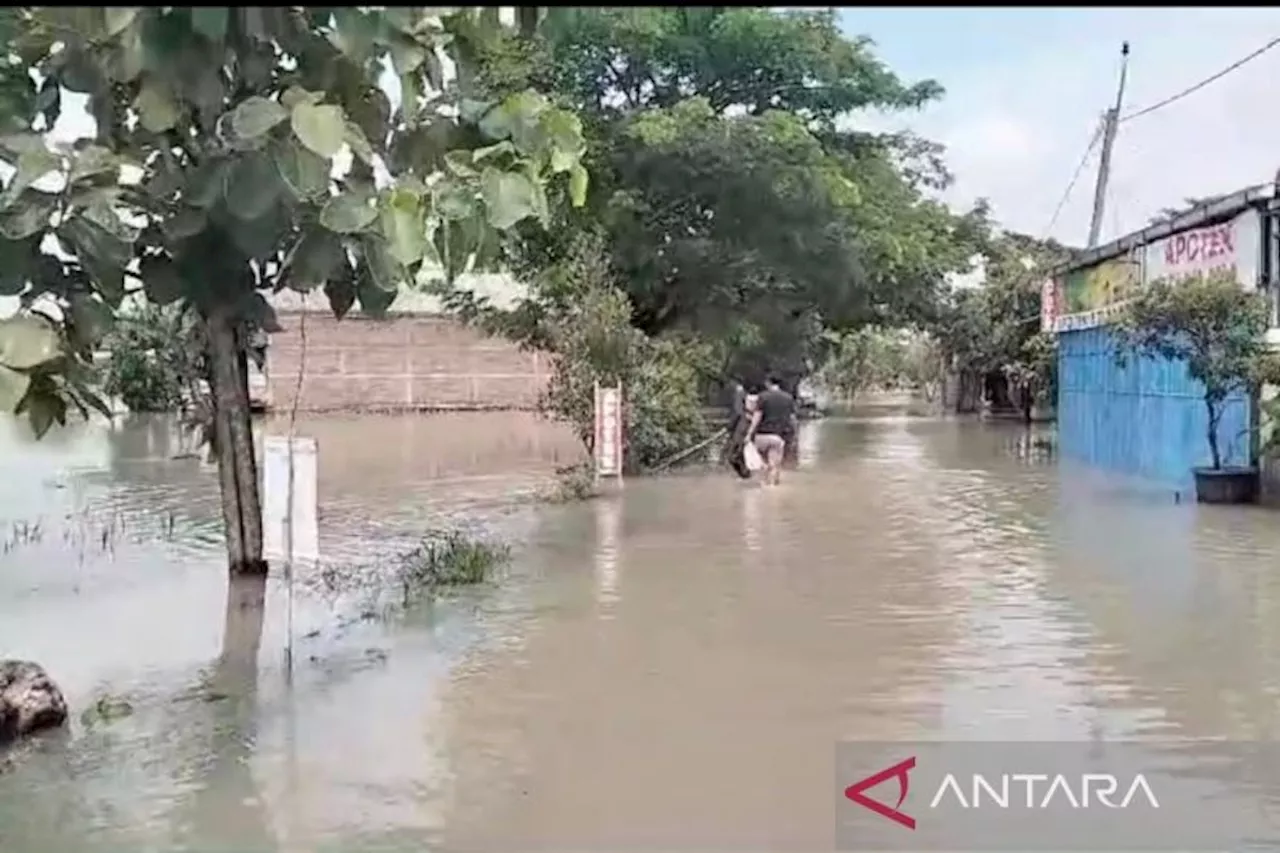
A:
593;496;621;613
4;405;1280;850
174;577;276;853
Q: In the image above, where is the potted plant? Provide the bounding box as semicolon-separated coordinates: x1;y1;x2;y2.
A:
1115;270;1280;504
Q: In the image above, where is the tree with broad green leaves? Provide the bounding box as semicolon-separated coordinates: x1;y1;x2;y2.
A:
441;8;990;389
1115;271;1280;471
0;7;588;575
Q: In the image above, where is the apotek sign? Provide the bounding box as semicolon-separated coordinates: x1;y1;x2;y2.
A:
1143;208;1261;289
593;383;623;478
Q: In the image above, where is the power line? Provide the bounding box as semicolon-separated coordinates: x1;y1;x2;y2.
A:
1120;35;1280;123
1044;121;1104;236
1013;36;1280;324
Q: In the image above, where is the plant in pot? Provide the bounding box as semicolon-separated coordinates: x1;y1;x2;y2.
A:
1114;269;1280;504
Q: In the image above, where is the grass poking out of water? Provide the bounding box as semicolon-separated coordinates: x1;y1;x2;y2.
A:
399;528;511;603
545;461;600;503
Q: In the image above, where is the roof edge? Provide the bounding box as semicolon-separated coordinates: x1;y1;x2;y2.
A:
1049;183;1275;278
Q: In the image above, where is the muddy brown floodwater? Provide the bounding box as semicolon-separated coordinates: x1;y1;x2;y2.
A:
3;399;1280;852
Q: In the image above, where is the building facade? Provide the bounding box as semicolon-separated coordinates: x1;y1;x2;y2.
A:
1042;185;1277;487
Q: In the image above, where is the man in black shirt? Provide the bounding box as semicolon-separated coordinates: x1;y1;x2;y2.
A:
746;375;795;486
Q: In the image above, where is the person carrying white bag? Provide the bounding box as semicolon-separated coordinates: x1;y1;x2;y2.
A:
744;375;794;486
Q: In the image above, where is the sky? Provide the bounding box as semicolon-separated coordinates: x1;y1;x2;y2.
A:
841;7;1280;247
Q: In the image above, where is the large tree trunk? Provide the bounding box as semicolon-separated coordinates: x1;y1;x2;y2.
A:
205;308;267;577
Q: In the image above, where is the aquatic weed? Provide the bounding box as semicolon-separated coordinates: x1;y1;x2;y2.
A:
398;528;510;603
546;461;599;503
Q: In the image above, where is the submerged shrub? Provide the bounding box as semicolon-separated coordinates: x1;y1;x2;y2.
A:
538;236;711;476
399;528;511;599
99;303;204;414
547;460;599;503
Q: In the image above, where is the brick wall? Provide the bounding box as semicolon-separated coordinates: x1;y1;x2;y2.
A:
265;311;548;412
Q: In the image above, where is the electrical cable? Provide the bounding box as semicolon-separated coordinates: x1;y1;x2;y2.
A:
960;37;1280;333
1120;35;1280;124
1044;121;1104;237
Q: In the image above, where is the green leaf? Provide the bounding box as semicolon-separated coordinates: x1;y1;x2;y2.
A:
0;364;30;412
26;391;65;439
357;270;397;317
479;91;548;150
388;33;427;77
186;160;229;209
68;146;118;185
140;254;184;304
271;136;329;201
0;236;33;295
434;179;475;221
291;102;345;158
103;7;141;38
191;7;229;42
444;149;476;177
0;133;49;163
82;199;140;243
68;293;114;349
0;190;57;239
473;141;515;163
0;314;61;369
161;207;208;242
281;86;323;111
344;120;374;165
542;108;585;172
569;162;589;208
227;206;288;261
230;96;288;142
225;151;280;221
481;168;538;230
1;146;60;207
288;228;345;291
324;272;356;319
329;8;379;63
135;78;182;133
320;190;378;234
459;99;494;124
379;189;426;267
59;216;130;306
361;235;404;293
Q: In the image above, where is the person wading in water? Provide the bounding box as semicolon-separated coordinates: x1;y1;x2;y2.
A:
745;374;795;486
722;379;752;479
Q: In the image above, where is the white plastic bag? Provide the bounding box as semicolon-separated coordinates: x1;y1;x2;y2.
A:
742;441;765;473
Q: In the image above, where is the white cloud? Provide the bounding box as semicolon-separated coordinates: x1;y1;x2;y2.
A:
870;8;1280;246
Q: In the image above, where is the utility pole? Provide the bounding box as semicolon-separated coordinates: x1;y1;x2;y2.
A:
1087;41;1131;248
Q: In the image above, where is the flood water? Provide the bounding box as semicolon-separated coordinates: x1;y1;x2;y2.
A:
3;400;1280;851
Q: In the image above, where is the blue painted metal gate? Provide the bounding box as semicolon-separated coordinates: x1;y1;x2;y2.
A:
1057;326;1251;487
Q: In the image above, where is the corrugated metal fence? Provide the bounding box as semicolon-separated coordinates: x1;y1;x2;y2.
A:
1058;326;1251;487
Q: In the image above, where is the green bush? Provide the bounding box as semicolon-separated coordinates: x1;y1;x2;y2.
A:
538;237;711;474
100;303;203;414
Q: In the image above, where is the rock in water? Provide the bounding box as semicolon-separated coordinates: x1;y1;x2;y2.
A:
0;660;68;744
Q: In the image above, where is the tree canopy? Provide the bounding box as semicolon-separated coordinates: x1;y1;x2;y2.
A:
446;7;990;385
